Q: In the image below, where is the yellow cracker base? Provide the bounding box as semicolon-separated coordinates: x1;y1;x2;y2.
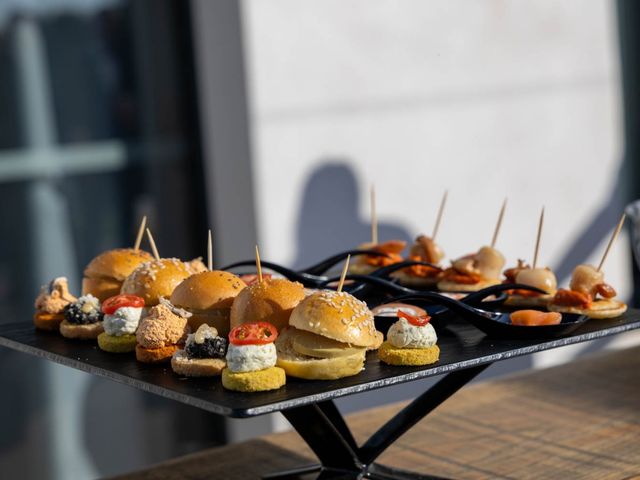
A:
171;350;226;377
378;341;440;366
60;319;104;340
97;333;137;353
222;366;286;392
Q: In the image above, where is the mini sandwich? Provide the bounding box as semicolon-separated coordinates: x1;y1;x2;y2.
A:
135;298;191;363
548;264;627;319
437;246;505;292
230;277;306;332
171;324;228;377
34;277;77;331
82;248;153;301
171;270;246;336
221;322;285;392
121;257;206;310
60;294;104;340
503;260;558;307
275;290;383;380
98;294;145;353
378;310;440;366
348;240;406;275
392;235;444;288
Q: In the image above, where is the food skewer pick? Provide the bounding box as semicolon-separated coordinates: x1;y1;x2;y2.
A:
597;213;626;272
337;254;351;293
490;198;508;248
432;190;448;241
133;215;147;251
146;228;161;261
255;245;263;283
207;229;213;271
371;184;378;245
532;207;545;269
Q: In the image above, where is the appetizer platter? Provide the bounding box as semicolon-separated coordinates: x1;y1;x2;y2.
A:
3;208;640;480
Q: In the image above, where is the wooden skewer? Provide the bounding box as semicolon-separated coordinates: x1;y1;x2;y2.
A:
432;190;448;241
532;207;545;269
133;215;147;251
370;185;378;245
255;245;263;283
490;198;507;248
337;254;351;293
207;229;213;271
597;213;626;272
146;228;160;261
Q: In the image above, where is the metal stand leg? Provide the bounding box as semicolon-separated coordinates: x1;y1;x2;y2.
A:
263;364;491;479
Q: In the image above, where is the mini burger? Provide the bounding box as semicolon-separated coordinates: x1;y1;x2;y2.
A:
548;264;627;319
392;235;444;288
275;290;383;380
135;298;191;363
121;257;206;310
437;246;505;292
348;240;406;275
34;277;77;331
230;277;306;332
82;249;154;301
378;310;440;366
171;271;246;336
503;260;558;307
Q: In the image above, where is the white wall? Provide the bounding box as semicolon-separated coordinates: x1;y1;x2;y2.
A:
241;0;635;417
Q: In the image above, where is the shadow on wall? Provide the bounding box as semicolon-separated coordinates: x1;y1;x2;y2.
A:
290;161;412;270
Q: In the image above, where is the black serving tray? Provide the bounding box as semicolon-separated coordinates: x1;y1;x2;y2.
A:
1;310;639;418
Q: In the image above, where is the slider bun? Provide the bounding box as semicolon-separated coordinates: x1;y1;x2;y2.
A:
275;327;366;380
289;290;382;348
548;299;627;319
171;271;246;310
81;276;122;302
230;278;305;332
121;258;198;305
437;278;500;293
84;248;154;281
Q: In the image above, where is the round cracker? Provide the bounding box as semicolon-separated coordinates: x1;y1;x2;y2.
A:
59;319;104;340
378;341;440;366
548;299;627;319
222;366;286;392
171;350;226;377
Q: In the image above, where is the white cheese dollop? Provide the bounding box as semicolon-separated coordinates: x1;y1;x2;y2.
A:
103;306;143;336
387;317;437;349
226;343;277;373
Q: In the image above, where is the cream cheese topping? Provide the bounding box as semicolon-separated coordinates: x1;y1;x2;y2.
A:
387;317;437;349
226;343;276;373
103;306;142;336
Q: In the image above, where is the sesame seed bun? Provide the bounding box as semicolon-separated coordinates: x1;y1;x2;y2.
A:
171;271;246;335
82;249;154;301
230;278;306;332
289;290;382;348
120;258;200;306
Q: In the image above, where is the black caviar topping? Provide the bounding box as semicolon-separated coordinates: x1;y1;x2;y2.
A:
186;337;227;359
64;302;103;325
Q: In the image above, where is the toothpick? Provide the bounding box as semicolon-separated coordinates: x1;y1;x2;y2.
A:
255;245;263;283
337;254;351;293
532;207;545;269
207;229;213;271
491;198;507;248
597;213;626;272
370;185;378;245
146;228;160;261
133;215;147;251
432;190;448;240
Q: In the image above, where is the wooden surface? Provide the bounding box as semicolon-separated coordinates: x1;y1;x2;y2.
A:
112;345;640;479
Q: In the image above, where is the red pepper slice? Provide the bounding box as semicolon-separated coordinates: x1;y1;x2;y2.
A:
397;309;431;326
229;322;279;345
102;294;145;314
